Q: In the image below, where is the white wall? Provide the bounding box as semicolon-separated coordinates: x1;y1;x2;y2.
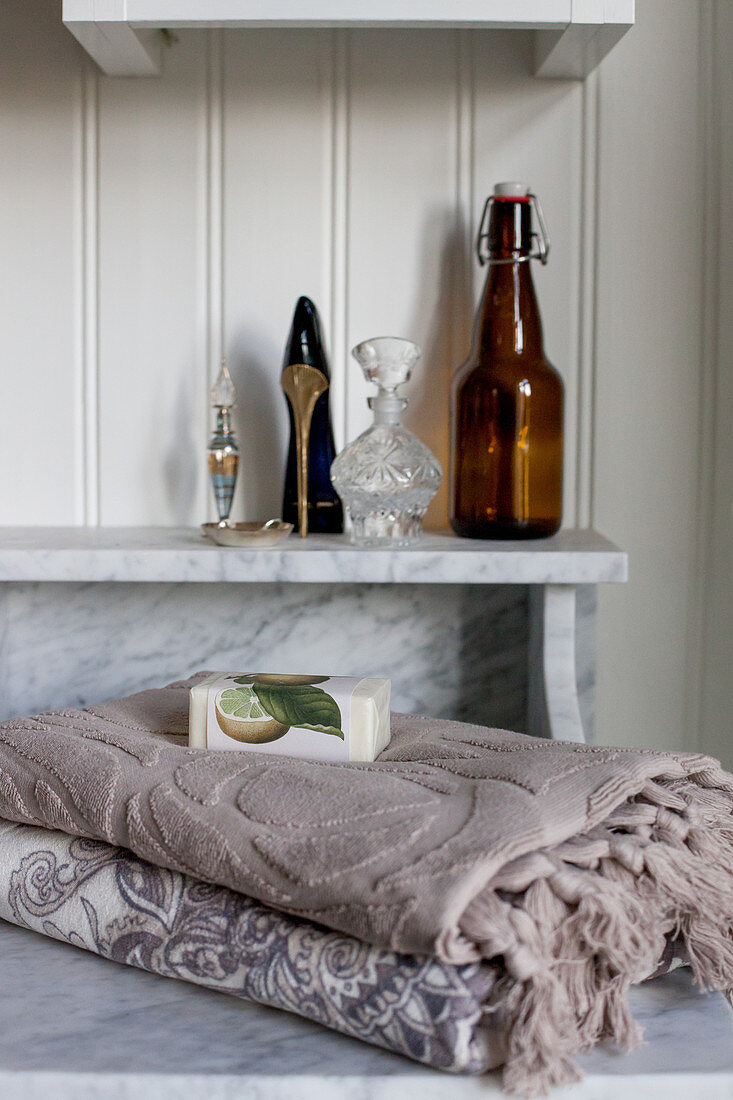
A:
0;0;726;758
593;0;712;755
700;0;733;769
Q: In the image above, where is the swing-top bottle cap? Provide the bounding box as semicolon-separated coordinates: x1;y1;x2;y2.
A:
494;181;529;199
477;184;550;264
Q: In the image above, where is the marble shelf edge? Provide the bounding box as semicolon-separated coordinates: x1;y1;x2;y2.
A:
0;526;628;744
0;527;627;585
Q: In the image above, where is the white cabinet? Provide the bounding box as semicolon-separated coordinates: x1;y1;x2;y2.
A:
62;0;634;78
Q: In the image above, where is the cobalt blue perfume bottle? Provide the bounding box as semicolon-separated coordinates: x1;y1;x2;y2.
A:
281;297;343;534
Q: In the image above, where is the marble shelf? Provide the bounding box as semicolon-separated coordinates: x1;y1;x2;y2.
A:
1;921;732;1100
0;525;626;743
0;526;626;586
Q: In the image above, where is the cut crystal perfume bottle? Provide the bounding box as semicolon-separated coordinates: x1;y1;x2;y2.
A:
330;337;442;547
208;360;239;526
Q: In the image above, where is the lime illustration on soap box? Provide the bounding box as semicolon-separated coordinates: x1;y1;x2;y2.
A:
191;672;391;762
214;673;344;745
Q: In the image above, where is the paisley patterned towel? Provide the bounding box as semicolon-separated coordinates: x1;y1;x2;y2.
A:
0;673;732;1095
0;820;504;1074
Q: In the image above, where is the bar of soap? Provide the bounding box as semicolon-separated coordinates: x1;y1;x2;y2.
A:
189;673;391;762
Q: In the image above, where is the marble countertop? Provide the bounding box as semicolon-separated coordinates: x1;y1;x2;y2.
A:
0;527;627;584
1;922;731;1099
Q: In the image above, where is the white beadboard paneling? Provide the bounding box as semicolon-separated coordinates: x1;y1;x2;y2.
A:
0;2;724;761
0;1;82;523
204;30;226;409
222;29;333;523
472;29;584;528
346;29;461;527
455;30;476;362
327;28;351;454
97;31;208;526
78;62;100;526
593;0;704;752
574;68;599;529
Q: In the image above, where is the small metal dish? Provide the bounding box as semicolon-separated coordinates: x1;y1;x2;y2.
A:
201;519;293;548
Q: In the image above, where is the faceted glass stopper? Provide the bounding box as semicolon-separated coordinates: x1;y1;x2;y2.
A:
211;360;236;408
352;337;422;392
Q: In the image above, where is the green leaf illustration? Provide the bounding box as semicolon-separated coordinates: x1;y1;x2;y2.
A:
251;683;344;739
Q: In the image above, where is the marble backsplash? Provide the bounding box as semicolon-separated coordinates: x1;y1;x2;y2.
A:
0;582;595;738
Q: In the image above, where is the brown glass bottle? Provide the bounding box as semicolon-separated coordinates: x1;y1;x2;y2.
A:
450;187;563;539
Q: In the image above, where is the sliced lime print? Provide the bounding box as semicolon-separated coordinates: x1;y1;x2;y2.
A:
218;685;266;719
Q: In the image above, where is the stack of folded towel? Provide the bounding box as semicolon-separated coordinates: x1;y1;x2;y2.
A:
0;672;732;1096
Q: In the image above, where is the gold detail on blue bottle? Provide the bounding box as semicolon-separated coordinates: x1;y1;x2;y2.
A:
281;297;343;534
281;363;329;539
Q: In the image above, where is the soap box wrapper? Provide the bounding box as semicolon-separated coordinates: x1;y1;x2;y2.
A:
189;674;391;763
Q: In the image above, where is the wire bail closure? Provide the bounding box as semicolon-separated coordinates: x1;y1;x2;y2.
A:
476;192;551;267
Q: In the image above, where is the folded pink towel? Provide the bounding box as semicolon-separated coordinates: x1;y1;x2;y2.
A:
0;672;732;1094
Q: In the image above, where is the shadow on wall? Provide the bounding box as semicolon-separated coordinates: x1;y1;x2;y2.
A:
228;329;289;522
162;378;200;525
404;204;475;531
215;207;473;531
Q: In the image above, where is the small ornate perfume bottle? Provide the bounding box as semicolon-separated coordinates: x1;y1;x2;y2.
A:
208;360;239;526
330;337;442;547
